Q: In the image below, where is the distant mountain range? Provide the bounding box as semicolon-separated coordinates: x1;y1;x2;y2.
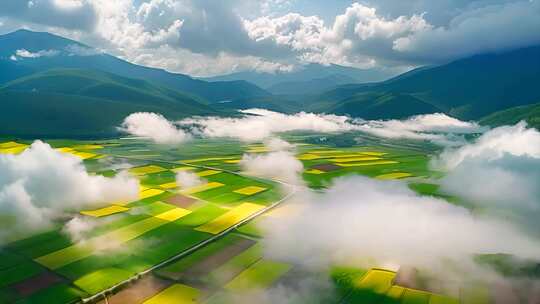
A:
0;29;269;103
0;29;539;138
202;63;395;95
309;45;540;120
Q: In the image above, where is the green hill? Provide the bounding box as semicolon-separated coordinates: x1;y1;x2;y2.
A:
0;60;34;84
327;92;441;120
480;102;540;129
0;69;222;138
0;29;270;102
313;46;540;120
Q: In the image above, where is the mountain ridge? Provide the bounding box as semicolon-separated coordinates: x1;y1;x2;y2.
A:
0;29;270;102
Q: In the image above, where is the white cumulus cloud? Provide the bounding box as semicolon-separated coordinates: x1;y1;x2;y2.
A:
240;150;304;185
434;122;540;233
0;141;139;240
357;112;485;145
120;112;191;144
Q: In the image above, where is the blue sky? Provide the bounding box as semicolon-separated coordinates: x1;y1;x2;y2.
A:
0;0;539;76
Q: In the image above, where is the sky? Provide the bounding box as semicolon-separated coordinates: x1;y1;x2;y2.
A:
0;0;539;76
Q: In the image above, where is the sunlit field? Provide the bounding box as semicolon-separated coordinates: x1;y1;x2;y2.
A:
2;131;524;304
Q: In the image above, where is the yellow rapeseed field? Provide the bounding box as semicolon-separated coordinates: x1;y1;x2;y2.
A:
196;203;265;234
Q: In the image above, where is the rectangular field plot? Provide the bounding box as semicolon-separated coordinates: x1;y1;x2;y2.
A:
336;160;399;167
0;145;28;154
104;276;171;304
233;186;267;195
0;141;23;149
204;243;262;286
12;271;63;297
357;269;396;293
224;259;291;292
6;230;73;259
156;234;254;281
384;285;406;302
297;153;323;160
129;165;168;176
0;260;43;289
159;182;178;189
80;205;129;217
70;151;98;160
73;267;133;294
14;283;87;304
343;269;397;303
401;288;431;304
143;284;200;304
195;203;265;235
175;203;228;227
172;166;196;172
429;294;460;304
376;172;413;180
331;156;382;163
154;208;192;221
196;170;222;177
35;210;189;269
139;188;166;200
305;169;325;174
71;144;104;150
181;182;224;195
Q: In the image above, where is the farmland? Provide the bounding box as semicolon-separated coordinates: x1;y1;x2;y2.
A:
0;133;529;304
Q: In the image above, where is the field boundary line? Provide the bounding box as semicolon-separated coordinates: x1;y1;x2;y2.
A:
81;157;297;303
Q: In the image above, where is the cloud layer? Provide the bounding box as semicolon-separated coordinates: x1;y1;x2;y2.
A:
120;110;483;145
1;1;538;75
261;176;540;283
356;112;484;145
435;122;540;233
180;109;358;142
121;109;480;145
0;141;139;239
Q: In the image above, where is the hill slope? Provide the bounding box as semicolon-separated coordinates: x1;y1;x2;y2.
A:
480;102;540;129
0;69;221;138
0;29;269;102
0;60;34;84
327;92;441;120
313;46;540;120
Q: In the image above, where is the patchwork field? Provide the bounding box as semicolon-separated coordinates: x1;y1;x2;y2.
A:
0;135;517;304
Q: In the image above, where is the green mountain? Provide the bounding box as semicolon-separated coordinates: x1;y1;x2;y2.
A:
480;102;540;129
313;46;540;120
203;63;395;95
0;29;269;102
0;69;220;138
0;60;34;84
326;92;440;120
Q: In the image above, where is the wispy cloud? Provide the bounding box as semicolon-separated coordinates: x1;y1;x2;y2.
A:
11;48;59;60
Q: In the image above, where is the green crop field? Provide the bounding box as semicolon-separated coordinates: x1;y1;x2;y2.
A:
0;133;528;304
